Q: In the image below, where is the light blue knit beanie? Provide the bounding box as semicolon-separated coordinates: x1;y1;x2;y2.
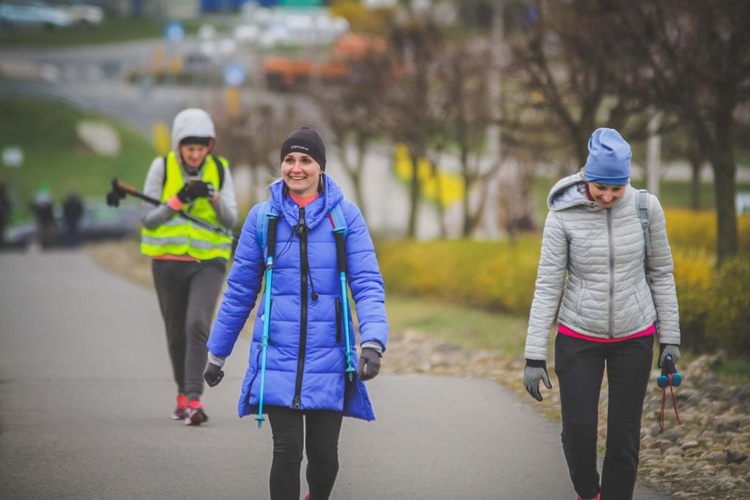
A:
583;128;632;185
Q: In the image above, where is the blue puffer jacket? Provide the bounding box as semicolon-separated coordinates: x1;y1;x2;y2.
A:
208;175;389;420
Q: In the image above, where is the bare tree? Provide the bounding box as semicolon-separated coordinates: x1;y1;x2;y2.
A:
380;14;445;238
434;39;498;237
604;0;750;264
310;43;394;221
212;102;299;207
504;1;648;166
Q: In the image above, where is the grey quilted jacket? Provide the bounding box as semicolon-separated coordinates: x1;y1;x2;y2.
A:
524;173;681;361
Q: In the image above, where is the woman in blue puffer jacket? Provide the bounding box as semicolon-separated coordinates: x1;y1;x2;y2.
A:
203;127;389;500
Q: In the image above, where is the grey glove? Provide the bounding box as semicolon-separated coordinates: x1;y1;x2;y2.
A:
658;344;681;369
357;347;381;381
524;359;552;402
203;362;224;387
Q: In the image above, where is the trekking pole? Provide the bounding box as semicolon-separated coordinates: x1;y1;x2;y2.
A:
106;178;238;242
255;212;279;429
334;229;356;381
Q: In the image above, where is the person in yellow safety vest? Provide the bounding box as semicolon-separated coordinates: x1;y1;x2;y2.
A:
140;108;238;426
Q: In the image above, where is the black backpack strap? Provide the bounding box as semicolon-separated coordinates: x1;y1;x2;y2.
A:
162;156;168;190
213;155;226;189
266;215;279;260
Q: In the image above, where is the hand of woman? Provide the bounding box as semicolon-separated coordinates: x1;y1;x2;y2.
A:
357;348;381;381
524;360;552;401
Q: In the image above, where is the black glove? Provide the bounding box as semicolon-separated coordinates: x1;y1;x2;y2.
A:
187;180;214;199
203;362;225;387
176;183;194;203
178;181;215;203
357;348;381;381
523;359;552;401
106;190;123;207
106;179;127;207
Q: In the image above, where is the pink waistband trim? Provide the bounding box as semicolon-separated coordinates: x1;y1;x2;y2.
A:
558;323;656;343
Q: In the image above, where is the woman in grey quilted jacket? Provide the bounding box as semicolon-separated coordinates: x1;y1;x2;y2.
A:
522;128;681;500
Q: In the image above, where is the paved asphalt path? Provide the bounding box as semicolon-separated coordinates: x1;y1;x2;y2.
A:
0;251;673;500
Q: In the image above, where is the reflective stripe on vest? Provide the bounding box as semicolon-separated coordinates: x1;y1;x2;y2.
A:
141;152;232;260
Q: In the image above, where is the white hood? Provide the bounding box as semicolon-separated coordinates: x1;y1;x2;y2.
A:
171;108;216;153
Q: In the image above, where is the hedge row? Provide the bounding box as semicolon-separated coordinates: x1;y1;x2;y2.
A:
376;212;750;356
664;209;750;253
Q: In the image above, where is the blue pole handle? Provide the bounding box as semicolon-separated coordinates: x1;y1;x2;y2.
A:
256;256;274;428
339;272;356;380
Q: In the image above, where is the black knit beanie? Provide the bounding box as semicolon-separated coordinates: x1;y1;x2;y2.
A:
179;136;212;147
279;127;326;171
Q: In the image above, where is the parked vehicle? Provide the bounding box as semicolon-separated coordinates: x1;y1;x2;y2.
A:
46;0;104;27
262;33;392;92
0;1;74;30
2;201;141;250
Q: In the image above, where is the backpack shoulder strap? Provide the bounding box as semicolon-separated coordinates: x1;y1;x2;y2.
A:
256;201;279;258
636;189;651;257
162;156;168;190
327;203;348;237
213;155;226;189
328;202;349;276
637;189;655;293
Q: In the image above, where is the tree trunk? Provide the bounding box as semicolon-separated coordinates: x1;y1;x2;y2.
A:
713;160;738;266
408;152;421;238
708;111;738;265
690;159;701;211
352;139;368;222
333;134;368;221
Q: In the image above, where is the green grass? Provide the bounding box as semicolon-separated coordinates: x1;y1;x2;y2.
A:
0;96;155;218
0;17;159;47
0;16;204;48
386;294;529;356
709;357;750;384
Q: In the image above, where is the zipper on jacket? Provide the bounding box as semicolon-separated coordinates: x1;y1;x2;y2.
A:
293;206;308;409
607;208;615;338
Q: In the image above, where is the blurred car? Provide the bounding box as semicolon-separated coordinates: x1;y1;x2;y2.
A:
2;200;142;250
0;1;74;30
46;0;103;27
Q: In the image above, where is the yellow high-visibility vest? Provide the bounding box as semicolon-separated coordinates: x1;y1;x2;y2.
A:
141;152;232;260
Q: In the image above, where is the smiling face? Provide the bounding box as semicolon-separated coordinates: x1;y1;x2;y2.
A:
282;152;322;196
586;182;626;209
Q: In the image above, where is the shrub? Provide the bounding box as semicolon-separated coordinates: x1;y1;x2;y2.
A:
705;258;750;356
672;249;714;353
376;229;749;357
376;238;540;315
665;209;750;254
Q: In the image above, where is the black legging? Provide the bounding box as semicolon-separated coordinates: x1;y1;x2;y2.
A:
267;406;344;500
555;333;653;500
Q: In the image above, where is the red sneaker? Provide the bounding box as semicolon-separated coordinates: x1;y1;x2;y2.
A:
305;494;310;500
577;494;600;500
173;394;188;420
185;399;208;426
